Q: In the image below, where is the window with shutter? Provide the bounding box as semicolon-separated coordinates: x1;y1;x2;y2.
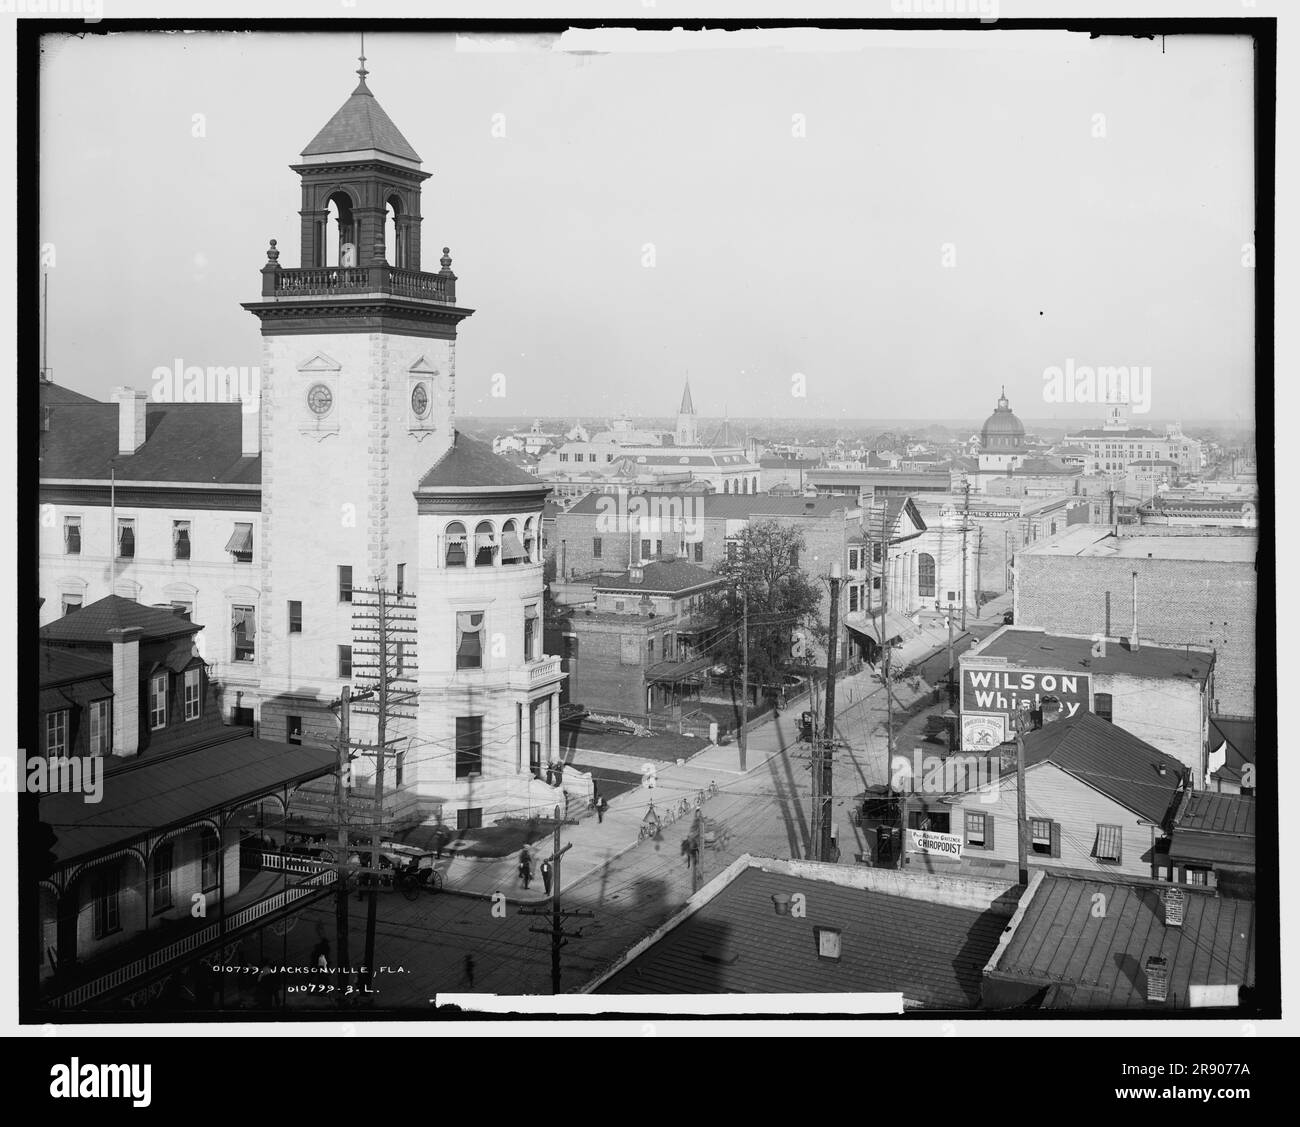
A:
1031;818;1053;855
964;811;986;848
1095;824;1122;863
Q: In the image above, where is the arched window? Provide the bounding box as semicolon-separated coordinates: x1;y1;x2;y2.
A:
198;827;221;891
918;553;936;599
324;192;356;268
445;521;467;567
474;521;497;567
742;478;749;494
752;476;758;494
523;517;536;563
385;194;406;268
723;480;730;494
501;519;525;565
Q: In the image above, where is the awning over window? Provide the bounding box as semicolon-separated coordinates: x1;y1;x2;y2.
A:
525;604;540;620
225;523;253;554
502;531;527;561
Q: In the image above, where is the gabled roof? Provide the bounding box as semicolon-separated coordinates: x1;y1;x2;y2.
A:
40;595;202;646
417;431;548;490
595;558;723;596
40;401;261;485
301;76;421;163
1019;712;1185;823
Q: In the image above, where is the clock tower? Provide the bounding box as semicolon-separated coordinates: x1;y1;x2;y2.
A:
242;54;474;744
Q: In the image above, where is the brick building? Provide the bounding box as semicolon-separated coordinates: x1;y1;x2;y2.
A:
1013;527;1257;719
958;625;1216;781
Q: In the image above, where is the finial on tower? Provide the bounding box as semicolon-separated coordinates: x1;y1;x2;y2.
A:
354;31;371;93
266;238;279;263
440;247;453;272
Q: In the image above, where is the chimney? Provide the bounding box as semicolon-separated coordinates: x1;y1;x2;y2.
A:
1163;886;1185;928
241;396;260;457
112;387;148;455
106;625;142;757
1130;570;1140;651
1145;955;1169;1002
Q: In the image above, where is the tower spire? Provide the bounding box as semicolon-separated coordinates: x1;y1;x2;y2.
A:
355;31;370;93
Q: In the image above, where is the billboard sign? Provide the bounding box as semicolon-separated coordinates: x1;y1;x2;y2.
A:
907;829;964;859
961;666;1091;722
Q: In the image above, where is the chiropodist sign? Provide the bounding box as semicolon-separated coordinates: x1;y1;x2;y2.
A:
961;664;1092;750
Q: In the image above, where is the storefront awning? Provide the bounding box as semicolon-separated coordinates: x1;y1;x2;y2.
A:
845;610;916;644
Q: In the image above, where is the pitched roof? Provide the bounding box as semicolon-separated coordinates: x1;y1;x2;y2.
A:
38;646;114;689
987;873;1254;1009
40;401;261;485
593;864;1006;1005
594;558;723;595
417;431;549;490
1019;712;1185;823
40;595;202;645
39;380;99;407
40;734;337;865
1173;791;1255;838
301;76;421;163
678;379;695;415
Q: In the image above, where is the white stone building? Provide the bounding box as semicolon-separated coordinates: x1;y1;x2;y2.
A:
37;61;567;827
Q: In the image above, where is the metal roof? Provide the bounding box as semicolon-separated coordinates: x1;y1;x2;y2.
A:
594;865;1005;1005
40;733;338;866
1174;791;1255;837
989;873;1255;1007
1018;713;1186;823
38;646;114;688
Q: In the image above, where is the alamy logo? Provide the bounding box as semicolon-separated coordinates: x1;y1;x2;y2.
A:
3;754;103;803
594;489;703;540
151;359;260;412
49;1059;151;1107
891;750;1000;803
1042;359;1151;414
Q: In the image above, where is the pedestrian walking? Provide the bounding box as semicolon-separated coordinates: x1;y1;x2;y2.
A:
464;953;475;989
519;848;533;890
540;859;552;895
596;794;607;823
310;934;330;973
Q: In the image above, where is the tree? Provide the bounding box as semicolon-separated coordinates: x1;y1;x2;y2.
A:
700;520;825;699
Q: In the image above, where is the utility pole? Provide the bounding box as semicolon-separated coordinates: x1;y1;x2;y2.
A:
692;809;704;894
349;583;419;993
1013;711;1030;886
739;579;748;771
946;604;955;706
333;685;352;1000
960;477;970;631
521;804;591;994
816;562;841;863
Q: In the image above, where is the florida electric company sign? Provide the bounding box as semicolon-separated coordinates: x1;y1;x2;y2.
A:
960;665;1092;750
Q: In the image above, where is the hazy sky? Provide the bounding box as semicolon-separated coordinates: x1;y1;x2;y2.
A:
39;28;1256;426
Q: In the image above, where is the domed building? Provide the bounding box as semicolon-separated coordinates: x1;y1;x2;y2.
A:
974;387;1029;484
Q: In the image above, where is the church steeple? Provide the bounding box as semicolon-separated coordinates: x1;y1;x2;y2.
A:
676;377;697;446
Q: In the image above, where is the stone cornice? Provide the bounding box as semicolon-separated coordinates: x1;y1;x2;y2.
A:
242;297;474;339
40;481;262;511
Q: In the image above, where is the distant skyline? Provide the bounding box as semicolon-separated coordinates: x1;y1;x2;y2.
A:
40;29;1256;427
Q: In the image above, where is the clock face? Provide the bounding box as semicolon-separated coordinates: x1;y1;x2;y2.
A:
411;383;430;419
307;383;333;417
